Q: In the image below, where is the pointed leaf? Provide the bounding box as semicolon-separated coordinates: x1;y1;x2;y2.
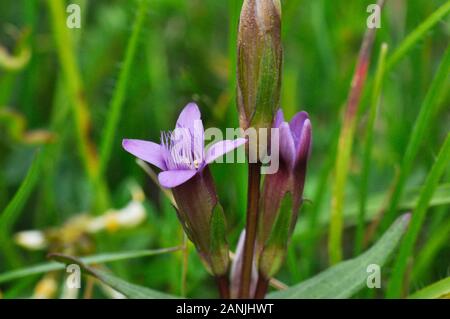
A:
268;214;410;299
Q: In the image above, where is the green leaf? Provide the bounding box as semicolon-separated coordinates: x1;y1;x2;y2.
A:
268;214;410;299
0;247;180;284
408;277;450;299
49;254;179;299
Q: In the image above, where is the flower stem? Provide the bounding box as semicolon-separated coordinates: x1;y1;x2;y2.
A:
254;275;269;299
239;162;262;298
216;275;230;299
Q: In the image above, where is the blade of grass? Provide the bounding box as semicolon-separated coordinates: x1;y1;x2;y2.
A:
412;218;450;281
386;1;450;71
376;44;450;235
294;183;450;239
0;247;181;284
386;133;450;298
136;159;177;208
354;43;388;255
408;277;450;299
358;0;450;117
328;0;385;265
0;149;45;268
99;0;149;176
46;0;109;212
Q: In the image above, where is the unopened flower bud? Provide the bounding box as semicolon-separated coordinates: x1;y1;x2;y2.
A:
237;0;282;134
258;110;312;279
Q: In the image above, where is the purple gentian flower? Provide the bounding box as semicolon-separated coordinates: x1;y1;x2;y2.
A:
257;109;312;278
122;102;246;277
122;103;246;189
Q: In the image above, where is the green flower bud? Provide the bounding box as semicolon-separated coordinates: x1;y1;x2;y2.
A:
237;0;283;133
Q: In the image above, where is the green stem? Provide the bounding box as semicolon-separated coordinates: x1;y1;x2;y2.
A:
239;162;261;298
328;0;383;264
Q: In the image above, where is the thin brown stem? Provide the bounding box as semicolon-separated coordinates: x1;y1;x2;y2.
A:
254;275;269;299
216;275;230;299
239;162;261;298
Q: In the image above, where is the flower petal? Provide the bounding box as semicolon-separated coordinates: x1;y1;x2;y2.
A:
289;111;308;146
122;139;166;170
158;170;197;188
279;122;296;168
176;102;201;129
295;118;312;162
273;109;284;128
205;138;247;164
193;117;205;161
176;102;205;159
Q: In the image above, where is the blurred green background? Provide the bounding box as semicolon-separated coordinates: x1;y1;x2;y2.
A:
0;0;449;298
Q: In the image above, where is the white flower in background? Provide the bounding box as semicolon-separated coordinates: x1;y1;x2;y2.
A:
14;230;48;250
87;200;146;233
14;186;147;251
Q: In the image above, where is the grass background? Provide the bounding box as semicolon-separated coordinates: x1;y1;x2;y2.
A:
0;0;449;298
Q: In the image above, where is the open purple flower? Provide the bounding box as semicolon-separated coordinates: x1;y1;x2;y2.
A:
122;103;246;277
257;109;312;279
122;102;246;189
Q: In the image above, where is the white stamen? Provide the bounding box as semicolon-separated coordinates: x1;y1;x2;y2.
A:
161;128;202;170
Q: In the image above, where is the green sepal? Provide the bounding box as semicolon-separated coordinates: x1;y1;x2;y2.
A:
209;203;230;276
250;42;283;130
259;192;292;278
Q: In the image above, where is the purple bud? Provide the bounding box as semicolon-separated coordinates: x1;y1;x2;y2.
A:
257;109;312;278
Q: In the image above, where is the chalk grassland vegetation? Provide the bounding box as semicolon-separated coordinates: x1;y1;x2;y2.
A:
0;0;449;298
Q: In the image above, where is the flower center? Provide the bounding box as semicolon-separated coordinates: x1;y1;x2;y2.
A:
161;129;202;170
